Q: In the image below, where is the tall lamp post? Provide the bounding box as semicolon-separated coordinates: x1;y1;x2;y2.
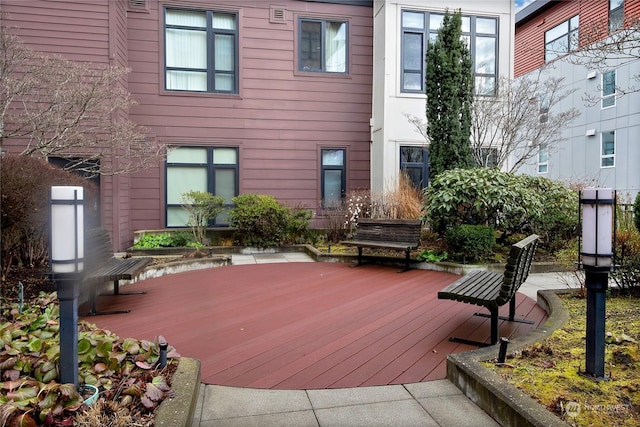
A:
50;186;84;387
579;188;614;379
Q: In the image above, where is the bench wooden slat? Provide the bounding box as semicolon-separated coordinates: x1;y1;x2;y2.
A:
340;219;422;271
81;227;152;316
437;234;539;346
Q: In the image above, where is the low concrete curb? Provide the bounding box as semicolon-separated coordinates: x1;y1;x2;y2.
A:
447;289;572;427
155;357;201;427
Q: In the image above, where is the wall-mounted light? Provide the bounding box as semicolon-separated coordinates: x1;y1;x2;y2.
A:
585;129;596;137
587;70;597;80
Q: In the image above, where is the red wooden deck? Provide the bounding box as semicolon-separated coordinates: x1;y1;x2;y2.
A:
86;262;547;390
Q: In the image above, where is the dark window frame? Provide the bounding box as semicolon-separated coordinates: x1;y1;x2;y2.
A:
321;148;346;207
400;10;499;96
475;147;498;168
544;15;579;62
163;7;239;94
609;0;624;33
399;146;429;189
165;146;239;227
298;17;349;74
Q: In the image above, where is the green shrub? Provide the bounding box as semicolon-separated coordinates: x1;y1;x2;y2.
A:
132;232;197;249
612;226;640;292
425;168;534;234
229;194;292;247
170;230;196;247
133;233;174;248
287;205;316;244
181;190;224;245
445;224;496;262
517;175;578;252
425;168;578;251
634;192;640;233
416;249;448;263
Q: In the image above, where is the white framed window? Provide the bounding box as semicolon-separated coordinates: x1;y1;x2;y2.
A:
602;70;616;108
164;8;238;93
299;18;348;73
538;146;548;173
545;15;579;62
601;131;615;168
539;93;549;124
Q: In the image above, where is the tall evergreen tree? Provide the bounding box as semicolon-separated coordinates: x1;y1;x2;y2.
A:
426;10;475;180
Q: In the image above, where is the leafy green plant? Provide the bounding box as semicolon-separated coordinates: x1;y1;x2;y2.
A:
634;192;640;233
287;205;316;244
133;233;175;249
230;194;312;247
612;228;640;292
181;190;225;245
0;292;179;425
425;168;578;249
445;224;496;263
416;249;448;263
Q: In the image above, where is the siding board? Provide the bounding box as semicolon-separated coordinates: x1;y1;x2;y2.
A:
2;0;372;246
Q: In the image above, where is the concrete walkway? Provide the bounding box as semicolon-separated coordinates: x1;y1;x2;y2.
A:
189;254;574;427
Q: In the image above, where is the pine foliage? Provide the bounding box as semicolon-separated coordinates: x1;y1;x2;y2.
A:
425;9;475;179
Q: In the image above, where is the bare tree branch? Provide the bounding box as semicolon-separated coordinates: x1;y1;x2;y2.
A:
567;12;640;99
470;72;580;173
1;16;165;176
402;112;430;144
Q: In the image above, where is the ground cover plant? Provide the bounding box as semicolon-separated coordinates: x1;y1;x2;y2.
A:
0;292;179;426
485;291;640;426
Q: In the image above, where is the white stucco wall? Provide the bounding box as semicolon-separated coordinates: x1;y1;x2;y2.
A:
371;0;514;193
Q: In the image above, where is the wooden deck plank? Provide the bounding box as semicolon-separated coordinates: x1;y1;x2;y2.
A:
88;262;548;390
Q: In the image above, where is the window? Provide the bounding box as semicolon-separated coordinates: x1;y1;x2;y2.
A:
299;19;348;73
321;148;346;206
602;70;616;108
601;131;615;167
609;0;624;32
401;10;498;95
164;8;238;93
400;146;429;189
476;147;498;167
165;146;238;226
544;15;579;62
539;93;549;124
538;147;548;173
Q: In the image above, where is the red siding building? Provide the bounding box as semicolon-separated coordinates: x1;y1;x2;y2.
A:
1;0;373;249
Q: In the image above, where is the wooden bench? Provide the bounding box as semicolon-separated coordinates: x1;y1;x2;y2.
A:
437;234;539;347
81;227;153;316
341;219;422;271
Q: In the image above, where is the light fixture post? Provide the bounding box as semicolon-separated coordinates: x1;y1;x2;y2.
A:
579;188;614;379
50;186;84;387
